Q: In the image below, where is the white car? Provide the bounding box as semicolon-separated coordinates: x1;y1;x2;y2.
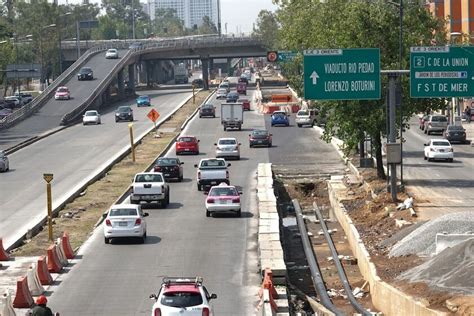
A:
130;172;170;207
216;88;227;99
105;48;119;59
150;277;217;316
295;109;317;127
205;183;242;217
82;110;101;125
0;150;9;172
215;138;241;160
424;139;454;162
103;204;148;244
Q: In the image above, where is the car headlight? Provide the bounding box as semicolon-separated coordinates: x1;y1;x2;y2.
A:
115;113;120;116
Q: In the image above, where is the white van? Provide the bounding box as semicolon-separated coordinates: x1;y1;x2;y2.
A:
295;109;317;127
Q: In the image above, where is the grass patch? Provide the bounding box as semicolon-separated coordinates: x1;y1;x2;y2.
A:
12;90;211;256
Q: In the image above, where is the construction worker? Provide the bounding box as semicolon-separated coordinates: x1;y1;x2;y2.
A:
31;295;53;316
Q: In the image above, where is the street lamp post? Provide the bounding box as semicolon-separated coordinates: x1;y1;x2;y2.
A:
449;32;462;124
58;12;72;75
39;24;57;89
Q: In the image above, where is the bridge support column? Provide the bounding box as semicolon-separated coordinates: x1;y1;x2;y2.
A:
146;61;153;88
118;69;125;98
201;57;209;90
128;64;135;94
227;58;233;76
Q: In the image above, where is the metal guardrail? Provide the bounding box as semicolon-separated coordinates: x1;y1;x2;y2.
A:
0;43;124;130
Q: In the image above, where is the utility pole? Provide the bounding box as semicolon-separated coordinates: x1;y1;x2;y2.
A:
132;0;136;40
388;72;398;202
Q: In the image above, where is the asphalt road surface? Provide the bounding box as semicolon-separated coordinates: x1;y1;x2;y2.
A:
398;118;474;219
0;49;129;150
0;89;193;250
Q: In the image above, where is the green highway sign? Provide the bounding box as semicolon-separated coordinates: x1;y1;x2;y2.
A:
410;46;474;98
278;51;297;62
303;48;381;100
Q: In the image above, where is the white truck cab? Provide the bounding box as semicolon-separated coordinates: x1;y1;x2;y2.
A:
130;172;170;207
194;158;231;191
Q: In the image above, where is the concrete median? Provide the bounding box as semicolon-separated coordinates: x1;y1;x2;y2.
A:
26;264;44;296
47;245;63;274
0;291;16;316
12;277;34;308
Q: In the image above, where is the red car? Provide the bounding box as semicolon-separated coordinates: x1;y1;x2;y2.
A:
238;99;250;111
175;136;200;155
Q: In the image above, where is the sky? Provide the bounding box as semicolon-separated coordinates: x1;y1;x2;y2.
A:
59;0;279;35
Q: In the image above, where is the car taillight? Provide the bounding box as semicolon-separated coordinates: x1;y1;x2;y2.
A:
207;198;215;203
202;307;210;316
198;171;201;180
226;170;229;179
154;308;161;316
155;166;161;172
232;197;240;203
106;219;112;226
135;218;142;226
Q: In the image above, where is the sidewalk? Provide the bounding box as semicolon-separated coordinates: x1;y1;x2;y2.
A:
461;120;474;144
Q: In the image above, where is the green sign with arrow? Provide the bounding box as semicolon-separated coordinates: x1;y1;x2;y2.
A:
303;48;381;100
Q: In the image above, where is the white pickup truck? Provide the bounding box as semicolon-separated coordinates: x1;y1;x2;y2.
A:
130;172;170;207
194;158;231;191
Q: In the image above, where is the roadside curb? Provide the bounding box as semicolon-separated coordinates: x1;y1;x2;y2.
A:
93;90;215;228
4;126;68;155
5;91;203;252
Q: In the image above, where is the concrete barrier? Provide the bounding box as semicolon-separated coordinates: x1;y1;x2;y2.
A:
328;178;445;316
12;277;34;308
0;239;10;261
37;256;53;285
61;232;75;259
47;245;63;273
55;239;69;266
0;291;16;316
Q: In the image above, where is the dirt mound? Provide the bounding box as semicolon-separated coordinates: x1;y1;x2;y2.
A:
399;239;474;295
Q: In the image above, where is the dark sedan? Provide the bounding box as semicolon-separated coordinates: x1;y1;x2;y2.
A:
115;106;134;122
154;157;184;181
199;103;216;118
249;129;272;147
226;92;240;103
443;125;467;143
77;67;94;80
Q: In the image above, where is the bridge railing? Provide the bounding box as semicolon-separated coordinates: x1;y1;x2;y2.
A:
0;43;120;130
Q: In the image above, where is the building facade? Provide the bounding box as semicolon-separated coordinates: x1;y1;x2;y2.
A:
147;0;219;30
426;0;474;43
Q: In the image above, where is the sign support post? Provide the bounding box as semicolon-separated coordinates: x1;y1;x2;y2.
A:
43;173;54;242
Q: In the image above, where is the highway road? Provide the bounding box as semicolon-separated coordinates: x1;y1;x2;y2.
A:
398;118;474;220
45;84;349;315
0;49;129;150
0;89;193;250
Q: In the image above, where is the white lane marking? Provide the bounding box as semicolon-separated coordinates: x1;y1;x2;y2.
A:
456;188;463;193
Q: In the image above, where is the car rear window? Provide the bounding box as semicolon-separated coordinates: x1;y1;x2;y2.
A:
297;111;308;116
209;187;238;196
110;208;137;216
158;158;178;165
200;160;226;169
160;291;203;308
432;141;450;146
431;116;447;122
447;125;463;130
178;137;195;143
85;112;97;116
135;174;163;182
252;130;268;136
218;139;236;145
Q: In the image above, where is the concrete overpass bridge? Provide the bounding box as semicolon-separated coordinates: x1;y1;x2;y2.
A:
1;35;267;132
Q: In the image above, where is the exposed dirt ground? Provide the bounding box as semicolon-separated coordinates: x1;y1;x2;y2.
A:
274;178;377;314
11;90;210;257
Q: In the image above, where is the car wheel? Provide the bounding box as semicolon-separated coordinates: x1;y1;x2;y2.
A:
424;129;427;134
213;115;216;118
236;156;240;160
199;115;202;118
179;175;183;182
268;143;272;147
427;157;432;162
104;237;110;244
297;124;301;128
206;210;211;217
224;126;227;131
165;192;170;206
197;184;202;191
424;155;427;160
249;144;253;148
427;131;431;135
140;235;145;244
236;209;241;217
448;158;453;162
238;126;242;131
115;118;118;123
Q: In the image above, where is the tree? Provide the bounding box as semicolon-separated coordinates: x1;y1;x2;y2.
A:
276;0;448;179
101;0;147;39
153;8;185;37
252;10;279;49
197;16;217;35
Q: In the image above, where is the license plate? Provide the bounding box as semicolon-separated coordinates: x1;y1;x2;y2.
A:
226;200;232;204
119;222;127;227
454;133;459;135
185;148;190;151
257;141;262;143
164;174;170;177
439;149;445;152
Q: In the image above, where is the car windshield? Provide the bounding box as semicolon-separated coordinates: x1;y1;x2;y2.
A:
297;111;309;116
273;113;286;118
432;141;450;146
108;49;117;53
85;112;97;116
218;89;226;94
158;158;178;165
118;107;131;113
135;174;163;182
202;104;213;109
447;126;464;130
209;187;238;196
252;130;269;136
178;137;195;143
138;96;148;100
219;139;236;145
200;160;226;169
160;291;203;308
109;208;138;216
57;88;68;92
80;68;91;73
431;116;447;122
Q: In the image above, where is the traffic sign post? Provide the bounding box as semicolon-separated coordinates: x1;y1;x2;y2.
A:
147;108;160;137
43;173;54;242
303;48;381;100
410;46;474;98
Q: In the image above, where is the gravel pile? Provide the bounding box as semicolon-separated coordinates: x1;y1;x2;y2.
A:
398;239;474;294
389;212;474;257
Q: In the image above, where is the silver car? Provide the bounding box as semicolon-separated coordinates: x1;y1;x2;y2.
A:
215;137;241;160
295;109;317;127
0;150;9;172
216;88;228;99
83;110;101;125
424;115;448;135
105;48;119;59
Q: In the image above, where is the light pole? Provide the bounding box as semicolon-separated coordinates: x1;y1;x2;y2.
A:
39;24;57;89
58;12;72;75
449;32;463;122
